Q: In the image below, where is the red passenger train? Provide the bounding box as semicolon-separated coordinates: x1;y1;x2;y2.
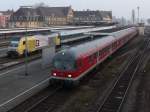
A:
50;27;138;85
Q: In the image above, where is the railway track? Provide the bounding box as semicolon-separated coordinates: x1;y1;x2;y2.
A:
9;84;76;112
96;38;150;112
23;86;62;112
0;41;9;47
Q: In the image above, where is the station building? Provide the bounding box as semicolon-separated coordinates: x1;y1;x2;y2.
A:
9;6;74;28
9;6;113;28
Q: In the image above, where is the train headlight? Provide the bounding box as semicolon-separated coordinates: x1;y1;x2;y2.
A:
53;73;57;76
68;74;72;78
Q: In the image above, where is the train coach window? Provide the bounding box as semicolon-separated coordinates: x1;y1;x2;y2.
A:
89;53;97;64
112;42;117;49
106;46;110;53
78;61;83;68
93;52;97;58
36;40;40;46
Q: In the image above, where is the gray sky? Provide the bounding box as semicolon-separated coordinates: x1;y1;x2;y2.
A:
0;0;148;19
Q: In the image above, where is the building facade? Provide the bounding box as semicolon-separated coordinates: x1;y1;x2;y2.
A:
0;10;13;28
9;6;73;28
73;10;112;25
0;13;5;28
9;6;112;27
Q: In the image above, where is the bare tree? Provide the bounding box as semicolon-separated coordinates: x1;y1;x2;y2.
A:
33;2;48;8
147;19;150;25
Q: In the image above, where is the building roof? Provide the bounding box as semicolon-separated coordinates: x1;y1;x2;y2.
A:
74;11;102;18
37;7;71;17
12;6;71;17
12;7;38;17
0;10;14;15
100;11;112;19
74;10;112;20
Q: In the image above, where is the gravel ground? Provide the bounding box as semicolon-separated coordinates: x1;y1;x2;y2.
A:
121;27;150;112
121;42;150;112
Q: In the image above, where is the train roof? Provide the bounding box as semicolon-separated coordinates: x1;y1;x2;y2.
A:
59;35;115;58
84;27;137;40
112;27;136;39
58;26;116;37
57;27;137;59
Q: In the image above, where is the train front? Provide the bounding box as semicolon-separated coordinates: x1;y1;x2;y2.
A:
7;37;20;57
51;50;79;84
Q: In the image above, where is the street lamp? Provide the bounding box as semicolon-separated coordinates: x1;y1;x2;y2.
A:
25;13;29;76
137;6;140;24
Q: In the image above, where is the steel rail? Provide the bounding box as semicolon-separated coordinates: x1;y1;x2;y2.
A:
96;39;149;112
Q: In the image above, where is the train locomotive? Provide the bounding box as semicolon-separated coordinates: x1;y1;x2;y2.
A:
7;34;58;57
50;27;138;85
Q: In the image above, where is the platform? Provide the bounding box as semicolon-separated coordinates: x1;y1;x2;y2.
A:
0;59;51;112
0;47;7;57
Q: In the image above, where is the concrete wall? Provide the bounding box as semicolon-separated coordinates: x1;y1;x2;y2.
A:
42;37;56;68
138;26;145;35
42;47;55;68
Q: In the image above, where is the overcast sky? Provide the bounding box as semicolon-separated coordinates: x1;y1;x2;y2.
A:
0;0;149;19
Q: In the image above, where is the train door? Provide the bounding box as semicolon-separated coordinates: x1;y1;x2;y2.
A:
36;39;40;47
28;39;36;52
55;34;61;46
77;59;83;73
18;39;26;55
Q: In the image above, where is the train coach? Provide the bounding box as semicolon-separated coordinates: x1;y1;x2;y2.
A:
54;26;116;46
50;27;138;86
7;26;116;57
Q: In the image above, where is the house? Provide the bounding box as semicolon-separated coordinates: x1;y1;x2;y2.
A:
0;10;13;28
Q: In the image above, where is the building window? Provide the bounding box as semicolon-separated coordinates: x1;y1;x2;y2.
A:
20;22;22;25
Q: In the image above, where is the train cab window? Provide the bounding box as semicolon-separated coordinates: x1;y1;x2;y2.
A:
99;50;102;56
10;42;18;47
10;37;20;47
23;41;26;45
52;57;77;71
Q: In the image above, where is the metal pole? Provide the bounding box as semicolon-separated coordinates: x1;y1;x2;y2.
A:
137;6;140;24
132;9;135;24
25;14;29;76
